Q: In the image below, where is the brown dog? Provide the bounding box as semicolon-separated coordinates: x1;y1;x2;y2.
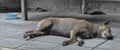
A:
24;18;113;46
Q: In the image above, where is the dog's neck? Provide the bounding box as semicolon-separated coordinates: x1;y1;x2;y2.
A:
92;24;101;37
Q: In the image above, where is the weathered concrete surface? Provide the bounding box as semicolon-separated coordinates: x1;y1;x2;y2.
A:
0;13;120;50
52;45;92;50
18;41;59;50
0;39;28;48
0;47;17;50
98;41;120;50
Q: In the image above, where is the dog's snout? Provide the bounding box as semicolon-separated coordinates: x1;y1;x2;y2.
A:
107;36;113;40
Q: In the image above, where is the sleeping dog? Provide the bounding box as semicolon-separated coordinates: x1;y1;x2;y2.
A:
24;18;113;46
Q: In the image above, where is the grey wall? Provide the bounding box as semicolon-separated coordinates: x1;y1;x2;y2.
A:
86;1;120;14
27;0;120;14
0;0;20;8
27;0;82;13
1;0;120;14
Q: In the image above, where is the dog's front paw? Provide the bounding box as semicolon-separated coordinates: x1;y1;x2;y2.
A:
23;34;29;38
62;41;69;46
23;35;29;40
23;35;32;41
78;41;84;46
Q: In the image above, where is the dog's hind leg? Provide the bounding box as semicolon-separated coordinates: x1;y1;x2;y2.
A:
24;19;53;39
24;19;53;40
37;19;53;31
77;36;84;46
62;30;78;46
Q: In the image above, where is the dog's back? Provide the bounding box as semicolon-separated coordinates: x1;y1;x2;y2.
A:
41;18;95;38
50;18;80;37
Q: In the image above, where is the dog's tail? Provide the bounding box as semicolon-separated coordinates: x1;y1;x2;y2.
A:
84;10;106;15
35;7;48;12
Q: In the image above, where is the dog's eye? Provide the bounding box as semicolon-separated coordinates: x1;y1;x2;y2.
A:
104;33;107;36
108;29;111;32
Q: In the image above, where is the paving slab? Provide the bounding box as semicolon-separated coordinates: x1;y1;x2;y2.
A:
0;38;28;48
0;47;17;50
52;45;92;50
72;38;106;48
17;48;43;50
17;41;59;50
110;27;120;36
93;48;112;50
98;40;120;50
0;22;22;29
0;28;22;38
0;37;6;40
31;35;69;44
31;35;106;48
6;32;25;40
0;22;37;30
112;35;120;42
0;22;37;39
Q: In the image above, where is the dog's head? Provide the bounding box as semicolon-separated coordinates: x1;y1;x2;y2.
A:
97;21;113;40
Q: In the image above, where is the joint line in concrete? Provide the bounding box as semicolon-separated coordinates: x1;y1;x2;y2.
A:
90;40;108;50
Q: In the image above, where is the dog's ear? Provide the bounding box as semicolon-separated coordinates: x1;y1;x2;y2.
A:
103;21;110;25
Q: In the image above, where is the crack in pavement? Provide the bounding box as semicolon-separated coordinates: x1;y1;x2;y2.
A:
90;40;108;50
50;44;61;50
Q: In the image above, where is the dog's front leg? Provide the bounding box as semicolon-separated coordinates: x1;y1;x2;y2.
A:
62;30;77;46
31;30;46;37
77;36;84;46
24;30;46;39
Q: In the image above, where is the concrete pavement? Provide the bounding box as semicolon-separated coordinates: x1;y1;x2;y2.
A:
0;13;120;50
